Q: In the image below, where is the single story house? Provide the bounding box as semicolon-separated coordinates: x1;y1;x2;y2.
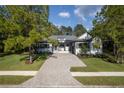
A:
34;32;102;55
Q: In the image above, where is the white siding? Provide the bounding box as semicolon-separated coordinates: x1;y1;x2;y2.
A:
78;32;92;40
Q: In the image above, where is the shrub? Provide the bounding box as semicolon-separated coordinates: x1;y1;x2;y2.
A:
102;53;117;63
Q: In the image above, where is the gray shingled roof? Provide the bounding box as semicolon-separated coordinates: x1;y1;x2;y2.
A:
49;35;77;41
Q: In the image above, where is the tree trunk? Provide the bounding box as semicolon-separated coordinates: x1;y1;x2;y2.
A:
121;54;124;64
29;46;32;64
116;50;120;64
113;44;116;55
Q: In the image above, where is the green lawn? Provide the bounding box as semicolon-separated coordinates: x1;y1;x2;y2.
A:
70;57;124;72
0;76;33;85
0;53;47;85
0;53;47;70
75;76;124;86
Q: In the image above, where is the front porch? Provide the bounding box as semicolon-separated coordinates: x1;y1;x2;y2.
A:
53;41;75;54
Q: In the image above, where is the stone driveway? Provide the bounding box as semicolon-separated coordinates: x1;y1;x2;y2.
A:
21;53;86;87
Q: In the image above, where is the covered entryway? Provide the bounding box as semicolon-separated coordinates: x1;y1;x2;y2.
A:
49;35;77;54
53;41;76;54
53;43;70;53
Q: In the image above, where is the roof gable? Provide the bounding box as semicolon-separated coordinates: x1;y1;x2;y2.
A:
78;32;92;40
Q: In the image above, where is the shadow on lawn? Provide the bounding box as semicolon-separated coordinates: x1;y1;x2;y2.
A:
20;56;28;61
78;53;118;64
19;53;48;63
0;53;14;57
36;53;49;61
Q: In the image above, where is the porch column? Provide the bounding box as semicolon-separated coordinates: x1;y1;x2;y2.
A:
75;42;77;55
64;43;66;51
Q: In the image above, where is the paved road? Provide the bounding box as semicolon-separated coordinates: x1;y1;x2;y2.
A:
21;53;86;87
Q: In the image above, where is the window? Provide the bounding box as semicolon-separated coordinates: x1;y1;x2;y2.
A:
39;43;49;48
79;43;83;48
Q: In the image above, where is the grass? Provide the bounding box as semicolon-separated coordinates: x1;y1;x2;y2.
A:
0;76;33;85
0;53;47;70
71;57;124;86
70;57;124;72
0;53;47;85
75;76;124;86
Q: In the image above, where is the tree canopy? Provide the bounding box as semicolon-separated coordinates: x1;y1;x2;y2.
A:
91;5;124;63
0;5;49;53
59;26;73;35
73;24;87;37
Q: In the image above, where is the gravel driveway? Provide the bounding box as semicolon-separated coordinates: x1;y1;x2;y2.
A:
21;53;86;87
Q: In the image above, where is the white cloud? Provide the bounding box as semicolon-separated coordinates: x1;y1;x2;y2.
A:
58;11;70;18
74;5;102;21
74;8;86;21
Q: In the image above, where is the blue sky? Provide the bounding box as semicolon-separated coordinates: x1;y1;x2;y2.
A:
49;5;102;31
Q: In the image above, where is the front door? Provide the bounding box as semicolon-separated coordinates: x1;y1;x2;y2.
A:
58;43;65;51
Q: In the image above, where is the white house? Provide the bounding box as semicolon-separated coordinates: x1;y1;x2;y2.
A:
35;32;102;55
74;32;92;55
78;32;92;40
74;32;102;55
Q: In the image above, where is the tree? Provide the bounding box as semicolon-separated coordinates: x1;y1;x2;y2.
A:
91;5;124;63
48;38;59;52
74;24;87;37
80;43;89;54
59;26;73;35
92;37;102;54
0;5;49;63
48;38;59;47
47;23;60;35
66;26;73;35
